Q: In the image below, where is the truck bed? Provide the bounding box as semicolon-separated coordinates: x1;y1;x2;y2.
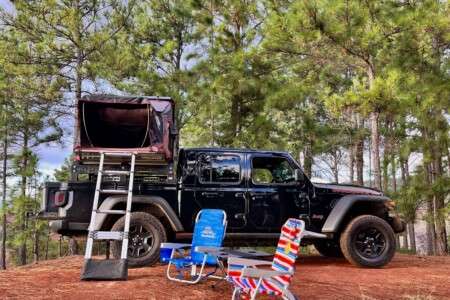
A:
40;180;177;235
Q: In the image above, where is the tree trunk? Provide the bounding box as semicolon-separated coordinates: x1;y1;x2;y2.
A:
0;130;7;270
45;225;50;260
355;115;364;185
33;225;39;263
18;125;30;266
333;164;339;183
59;236;63;257
425;163;436;255
370;111;382;190
408;222;416;254
402;231;409;250
391;154;397;192
68;238;79;256
432;155;448;255
382;138;389;192
303;145;313;178
349;144;355;183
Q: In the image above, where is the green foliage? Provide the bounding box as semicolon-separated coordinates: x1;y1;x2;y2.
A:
53;157;72;182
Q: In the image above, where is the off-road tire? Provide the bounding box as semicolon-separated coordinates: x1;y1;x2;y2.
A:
314;240;343;257
111;212;167;268
340;215;395;268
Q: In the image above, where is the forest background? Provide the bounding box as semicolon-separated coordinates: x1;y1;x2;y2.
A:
0;0;449;268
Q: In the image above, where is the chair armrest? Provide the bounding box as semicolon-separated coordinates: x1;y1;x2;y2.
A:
242;268;293;279
303;230;327;239
160;243;191;250
194;246;227;256
228;256;272;267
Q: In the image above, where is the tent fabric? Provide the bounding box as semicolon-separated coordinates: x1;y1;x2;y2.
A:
79;95;173;113
75;94;175;160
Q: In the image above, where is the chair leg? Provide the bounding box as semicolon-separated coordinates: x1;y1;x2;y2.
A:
232;288;241;300
250;279;263;300
282;290;298;300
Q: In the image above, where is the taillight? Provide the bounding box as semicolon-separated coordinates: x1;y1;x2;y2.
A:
54;191;66;206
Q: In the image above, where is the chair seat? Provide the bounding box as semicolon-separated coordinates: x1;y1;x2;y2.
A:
228;276;287;296
169;257;217;268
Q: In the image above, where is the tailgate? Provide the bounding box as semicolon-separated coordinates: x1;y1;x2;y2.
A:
38;181;94;223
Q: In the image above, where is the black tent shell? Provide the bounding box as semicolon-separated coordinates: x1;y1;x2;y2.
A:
76;94;175;160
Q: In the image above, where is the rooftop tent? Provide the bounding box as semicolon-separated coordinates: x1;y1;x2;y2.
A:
75;95;175;160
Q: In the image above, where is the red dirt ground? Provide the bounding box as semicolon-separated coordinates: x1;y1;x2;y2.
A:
0;254;449;299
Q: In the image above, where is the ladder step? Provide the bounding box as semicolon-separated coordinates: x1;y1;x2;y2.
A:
96;209;127;215
89;231;126;240
102;170;131;175
99;189;128;195
104;152;134;157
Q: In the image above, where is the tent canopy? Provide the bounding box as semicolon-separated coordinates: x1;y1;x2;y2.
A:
75;95;175;160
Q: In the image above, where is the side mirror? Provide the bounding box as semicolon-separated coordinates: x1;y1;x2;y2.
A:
294;169;304;182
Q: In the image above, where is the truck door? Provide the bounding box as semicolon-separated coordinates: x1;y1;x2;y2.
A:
195;152;247;230
247;154;308;232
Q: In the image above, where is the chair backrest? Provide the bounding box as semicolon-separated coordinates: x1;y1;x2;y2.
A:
271;219;305;287
191;209;227;264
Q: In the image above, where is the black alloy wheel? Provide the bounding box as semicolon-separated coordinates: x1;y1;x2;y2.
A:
340;214;396;268
111;212;167;267
353;227;386;259
128;224;155;258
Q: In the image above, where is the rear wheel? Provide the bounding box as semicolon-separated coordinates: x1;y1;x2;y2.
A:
111;212;167;267
314;240;343;257
340;215;395;268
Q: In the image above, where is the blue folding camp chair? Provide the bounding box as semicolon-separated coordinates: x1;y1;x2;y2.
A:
160;209;227;284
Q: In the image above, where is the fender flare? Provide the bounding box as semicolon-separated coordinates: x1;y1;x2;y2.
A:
321;194;390;233
93;195;184;232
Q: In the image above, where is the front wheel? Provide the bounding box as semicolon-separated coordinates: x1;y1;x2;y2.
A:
340;215;395;268
111;212;167;267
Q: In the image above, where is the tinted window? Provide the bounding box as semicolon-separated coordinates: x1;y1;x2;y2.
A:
199;154;241;183
252;156;295;184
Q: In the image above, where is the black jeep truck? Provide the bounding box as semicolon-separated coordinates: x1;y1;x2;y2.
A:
39;95;405;268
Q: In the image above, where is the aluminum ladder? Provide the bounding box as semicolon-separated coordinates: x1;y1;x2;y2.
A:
80;152;136;280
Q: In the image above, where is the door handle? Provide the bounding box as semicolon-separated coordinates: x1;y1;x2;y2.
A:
235;192;244;198
201;192;222;198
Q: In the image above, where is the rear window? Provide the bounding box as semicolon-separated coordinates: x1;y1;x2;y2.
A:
198;154;241;184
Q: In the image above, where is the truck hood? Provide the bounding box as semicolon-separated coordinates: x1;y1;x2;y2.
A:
313;183;383;196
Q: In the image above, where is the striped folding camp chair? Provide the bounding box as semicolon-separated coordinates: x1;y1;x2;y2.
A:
227;219;305;300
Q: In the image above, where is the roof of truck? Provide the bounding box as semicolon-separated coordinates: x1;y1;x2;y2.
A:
182;147;290;155
80;94;173;103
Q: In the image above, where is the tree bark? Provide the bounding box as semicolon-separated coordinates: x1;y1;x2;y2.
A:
303;145;313;178
407;222;416;254
68;238;79;256
382;137;389;192
59;236;63;257
391;154;397;192
33;226;39;263
45;225;50;260
349;144;355;183
432;154;448;255
332;158;339;183
0;129;7;270
355;114;364;185
18;112;30;266
425;163;436;255
370;111;382;190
